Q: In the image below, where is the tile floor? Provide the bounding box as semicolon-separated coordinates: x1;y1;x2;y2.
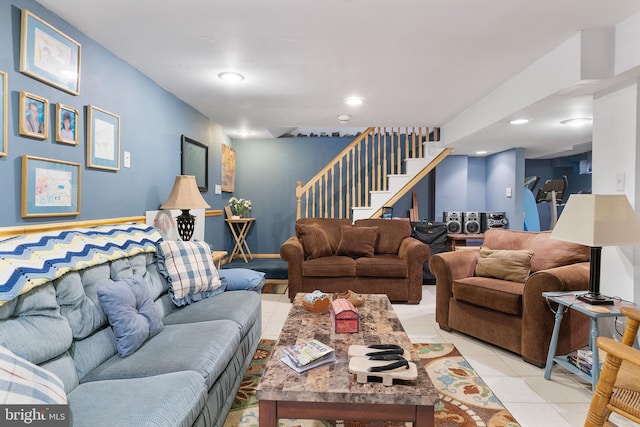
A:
260;286;638;427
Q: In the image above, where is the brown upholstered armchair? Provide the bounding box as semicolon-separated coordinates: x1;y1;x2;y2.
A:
280;218;430;304
430;229;591;367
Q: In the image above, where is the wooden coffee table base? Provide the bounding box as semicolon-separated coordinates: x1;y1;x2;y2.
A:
259;400;434;427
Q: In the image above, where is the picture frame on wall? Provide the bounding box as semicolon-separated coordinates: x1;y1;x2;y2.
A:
87;105;120;171
19;9;81;95
181;135;208;192
55;103;79;145
21;155;81;218
19;91;48;140
221;143;235;193
0;70;6;157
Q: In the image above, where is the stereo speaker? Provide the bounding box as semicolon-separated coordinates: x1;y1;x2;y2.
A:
443;211;462;234
481;212;508;231
463;211;481;234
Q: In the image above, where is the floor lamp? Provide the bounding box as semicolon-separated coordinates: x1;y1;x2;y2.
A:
551;194;640;305
161;175;210;241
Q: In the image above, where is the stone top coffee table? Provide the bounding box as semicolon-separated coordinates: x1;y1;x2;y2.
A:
256;293;437;427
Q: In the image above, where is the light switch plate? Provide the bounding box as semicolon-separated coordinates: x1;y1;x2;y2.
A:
123;151;131;168
506;187;512;197
215;184;222;195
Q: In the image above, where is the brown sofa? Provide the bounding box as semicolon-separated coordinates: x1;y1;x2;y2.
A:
430;229;591;367
280;218;430;304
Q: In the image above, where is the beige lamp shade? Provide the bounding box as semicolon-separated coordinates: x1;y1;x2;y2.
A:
161;175;210;210
551;194;640;246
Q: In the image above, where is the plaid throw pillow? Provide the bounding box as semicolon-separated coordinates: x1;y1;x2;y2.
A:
0;345;67;404
157;240;222;306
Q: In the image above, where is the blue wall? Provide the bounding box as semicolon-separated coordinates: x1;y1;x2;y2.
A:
0;0;230;242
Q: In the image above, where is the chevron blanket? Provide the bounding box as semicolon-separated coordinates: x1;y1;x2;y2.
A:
0;224;163;306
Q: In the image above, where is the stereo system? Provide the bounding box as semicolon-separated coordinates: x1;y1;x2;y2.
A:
442;211;462;234
482;212;508;231
463;211;481;234
443;211;509;234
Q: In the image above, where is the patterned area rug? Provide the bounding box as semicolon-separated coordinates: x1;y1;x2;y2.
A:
224;340;520;427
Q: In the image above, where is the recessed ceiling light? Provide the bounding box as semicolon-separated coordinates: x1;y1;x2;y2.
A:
218;72;245;83
560;118;592;127
337;114;351;124
510;119;529;125
236;130;252;137
476;150;487;155
344;96;364;106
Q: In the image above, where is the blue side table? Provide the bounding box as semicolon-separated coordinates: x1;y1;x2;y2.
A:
542;291;638;390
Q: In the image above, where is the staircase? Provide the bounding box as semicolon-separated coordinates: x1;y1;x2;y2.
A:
295;127;452;220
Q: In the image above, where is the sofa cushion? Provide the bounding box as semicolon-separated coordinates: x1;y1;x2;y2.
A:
302;256;356;277
356;255;408;278
0;345;67;404
475;247;534;283
219;268;265;291
68;370;206;427
0;283;73;365
482;229;590;272
453;276;525;316
82;320;241;389
163;290;261;337
296;218;352;253
355;219;412;254
336;225;377;258
97;275;164;357
295;223;332;259
157;240;222;306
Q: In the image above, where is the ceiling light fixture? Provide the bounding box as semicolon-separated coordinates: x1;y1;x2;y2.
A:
560;118;592;127
476;150;487;155
236;130;252;137
510;119;529;125
344;96;364;106
218;72;245;83
337;114;351;124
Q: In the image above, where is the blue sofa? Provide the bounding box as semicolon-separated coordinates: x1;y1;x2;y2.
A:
0;224;262;427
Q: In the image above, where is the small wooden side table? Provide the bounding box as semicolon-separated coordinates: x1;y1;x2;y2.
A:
225;217;255;262
446;233;484;251
542;291;638;390
211;251;227;269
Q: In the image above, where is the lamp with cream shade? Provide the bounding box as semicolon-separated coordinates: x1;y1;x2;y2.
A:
161;175;210;241
551;194;640;305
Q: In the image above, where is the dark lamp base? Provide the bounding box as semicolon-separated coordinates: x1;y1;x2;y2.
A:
577;292;615;306
176;209;196;241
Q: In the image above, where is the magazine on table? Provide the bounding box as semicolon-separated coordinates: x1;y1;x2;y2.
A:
281;339;336;373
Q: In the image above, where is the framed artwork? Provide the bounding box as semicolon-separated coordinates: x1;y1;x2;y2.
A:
87;105;120;171
55;103;79;145
221;143;236;192
181;135;208;192
0;70;6;157
20;9;81;95
21;155;80;218
19;91;48;140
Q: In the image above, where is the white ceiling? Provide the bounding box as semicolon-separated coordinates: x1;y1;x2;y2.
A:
36;0;640;158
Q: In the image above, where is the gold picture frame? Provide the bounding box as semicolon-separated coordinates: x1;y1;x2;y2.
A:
55;103;79;145
20;9;81;95
21;155;81;218
0;70;6;156
19;91;49;140
87;105;120;171
221;144;236;192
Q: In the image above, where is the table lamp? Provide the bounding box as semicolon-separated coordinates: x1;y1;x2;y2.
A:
551;194;640;305
161;175;210;241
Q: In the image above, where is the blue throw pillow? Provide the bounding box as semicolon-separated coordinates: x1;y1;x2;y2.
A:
219;268;266;292
97;275;164;357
